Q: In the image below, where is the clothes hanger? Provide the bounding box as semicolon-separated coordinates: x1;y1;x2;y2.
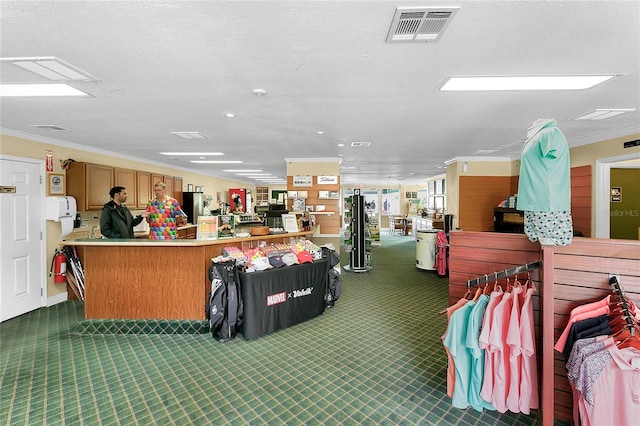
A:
472;285;482;302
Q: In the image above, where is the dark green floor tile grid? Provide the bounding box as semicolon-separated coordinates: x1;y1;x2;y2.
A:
73;318;209;335
1;234;568;425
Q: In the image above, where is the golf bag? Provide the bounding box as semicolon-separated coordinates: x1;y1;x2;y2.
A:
322;246;342;308
206;258;243;342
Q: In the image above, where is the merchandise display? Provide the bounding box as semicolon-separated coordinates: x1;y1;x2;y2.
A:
343;189;372;272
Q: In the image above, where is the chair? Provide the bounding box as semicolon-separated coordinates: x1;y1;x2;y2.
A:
391;215;406;236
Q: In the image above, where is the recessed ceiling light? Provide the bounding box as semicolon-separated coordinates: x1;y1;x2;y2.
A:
223;169;263;173
337;143;345;147
170;131;208;139
252;88;267;96
351;141;371;147
224;113;236;118
316;131;325;135
570;108;636;121
190;160;243;164
0;83;90;97
439;75;616;91
159;152;223;156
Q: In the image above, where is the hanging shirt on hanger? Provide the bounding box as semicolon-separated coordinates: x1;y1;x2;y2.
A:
464;294;495;412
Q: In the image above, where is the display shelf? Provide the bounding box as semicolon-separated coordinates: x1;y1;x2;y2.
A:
343;189;371;272
494;207;524;233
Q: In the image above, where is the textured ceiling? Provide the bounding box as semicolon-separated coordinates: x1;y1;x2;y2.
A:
1;0;639;186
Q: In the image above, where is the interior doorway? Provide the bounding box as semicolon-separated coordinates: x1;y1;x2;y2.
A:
595;152;640;238
0;156;45;322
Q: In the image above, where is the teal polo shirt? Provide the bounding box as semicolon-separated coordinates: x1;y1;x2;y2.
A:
517;120;571;212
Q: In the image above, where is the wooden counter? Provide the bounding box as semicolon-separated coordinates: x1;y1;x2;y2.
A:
66;229;316;320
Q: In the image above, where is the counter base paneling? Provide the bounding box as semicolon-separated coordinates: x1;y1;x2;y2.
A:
67;230;317;320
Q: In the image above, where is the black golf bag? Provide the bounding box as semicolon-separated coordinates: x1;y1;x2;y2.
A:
206;258;243;342
322;246;342;308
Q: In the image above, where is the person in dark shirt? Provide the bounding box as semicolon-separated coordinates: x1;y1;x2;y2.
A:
100;186;147;238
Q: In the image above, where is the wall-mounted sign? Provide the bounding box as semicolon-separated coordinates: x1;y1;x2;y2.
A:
317;175;338;185
293;175;313;187
611;186;622;202
47;174;64;195
45;150;54;172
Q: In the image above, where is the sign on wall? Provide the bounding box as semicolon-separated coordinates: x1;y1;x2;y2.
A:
317;175;338;185
293;175;313;187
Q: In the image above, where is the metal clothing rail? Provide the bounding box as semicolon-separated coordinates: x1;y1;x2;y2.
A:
609;275;635;336
466;260;542;288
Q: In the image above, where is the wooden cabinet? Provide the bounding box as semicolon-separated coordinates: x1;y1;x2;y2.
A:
114;168;137;208
67;162;182;211
149;174;183;205
177;226;196;239
173;176;183;205
164;176;175;197
136;171;152;209
66;162;114;210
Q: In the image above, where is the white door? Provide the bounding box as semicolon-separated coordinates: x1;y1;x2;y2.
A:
0;157;44;322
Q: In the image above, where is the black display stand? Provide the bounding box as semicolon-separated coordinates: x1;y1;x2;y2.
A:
344;189;372;272
493;207;525;233
237;259;328;339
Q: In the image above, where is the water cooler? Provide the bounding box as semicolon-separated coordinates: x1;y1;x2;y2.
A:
416;229;440;270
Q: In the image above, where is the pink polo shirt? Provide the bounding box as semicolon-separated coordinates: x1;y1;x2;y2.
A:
554;295;611;353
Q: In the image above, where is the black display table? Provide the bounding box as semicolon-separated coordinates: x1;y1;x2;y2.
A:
238;259;328;340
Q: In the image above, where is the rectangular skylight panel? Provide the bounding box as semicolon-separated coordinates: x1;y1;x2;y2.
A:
159;152;223;156
440;75;615;91
572;109;635;120
190;160;243;164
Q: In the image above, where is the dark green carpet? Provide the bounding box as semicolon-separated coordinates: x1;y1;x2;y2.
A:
1;235;554;425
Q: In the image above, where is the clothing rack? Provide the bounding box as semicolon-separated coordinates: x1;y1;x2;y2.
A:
466;260;542;288
609;275;635;336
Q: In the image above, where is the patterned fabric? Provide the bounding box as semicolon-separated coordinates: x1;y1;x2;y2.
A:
524;210;573;246
575;347;611;407
146;197;185;240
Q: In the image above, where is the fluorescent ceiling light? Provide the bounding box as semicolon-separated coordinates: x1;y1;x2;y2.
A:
439;75;615;91
223;169;263;173
190;160;243;164
1;57;98;81
235;173;272;176
159;152;223;156
0;83;90;97
570;108;636;121
170;131;208;139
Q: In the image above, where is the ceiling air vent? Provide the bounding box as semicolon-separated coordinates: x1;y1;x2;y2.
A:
351;141;371;147
386;7;459;43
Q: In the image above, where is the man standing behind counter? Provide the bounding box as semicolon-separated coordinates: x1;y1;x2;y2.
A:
146;181;187;240
100;186;148;238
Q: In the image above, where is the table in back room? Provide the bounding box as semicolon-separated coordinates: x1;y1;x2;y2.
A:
238;258;329;340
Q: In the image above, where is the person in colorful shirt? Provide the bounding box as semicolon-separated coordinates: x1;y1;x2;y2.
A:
145;181;187;240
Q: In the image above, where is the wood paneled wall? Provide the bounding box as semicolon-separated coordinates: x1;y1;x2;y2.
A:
458;176;512;232
544;237;640;423
571;165;592;237
448;231;640;424
458;165;591;236
287;176;342;235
